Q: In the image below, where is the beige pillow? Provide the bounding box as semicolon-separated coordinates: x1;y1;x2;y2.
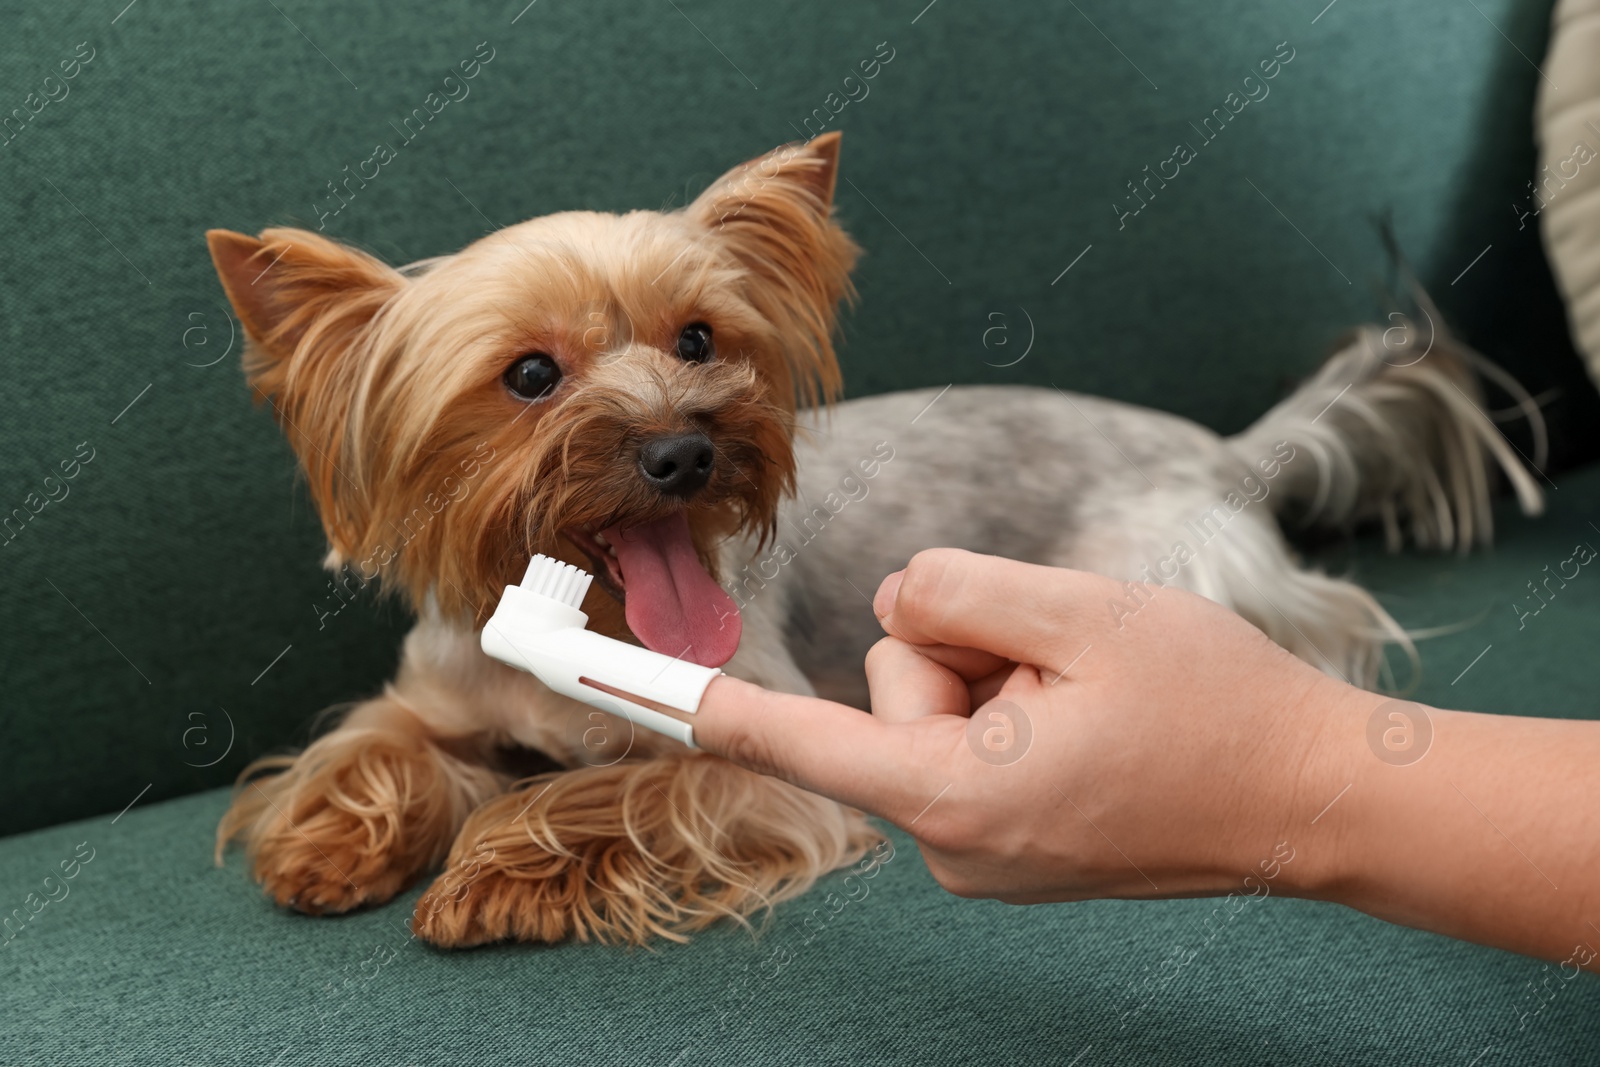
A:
1538;0;1600;386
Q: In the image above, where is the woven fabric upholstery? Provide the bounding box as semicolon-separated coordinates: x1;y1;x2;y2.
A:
2;0;1597;1062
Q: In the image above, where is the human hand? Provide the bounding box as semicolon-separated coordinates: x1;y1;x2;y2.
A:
694;548;1358;903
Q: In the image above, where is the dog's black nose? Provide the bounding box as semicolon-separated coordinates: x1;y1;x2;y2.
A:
638;431;715;497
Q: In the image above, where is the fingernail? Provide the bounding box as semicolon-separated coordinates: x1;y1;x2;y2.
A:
873;570;904;619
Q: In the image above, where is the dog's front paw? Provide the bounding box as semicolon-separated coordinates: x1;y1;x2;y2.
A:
408;788;695;946
409;848;604;947
217;714;506;917
410;757;876;948
251;791;419;916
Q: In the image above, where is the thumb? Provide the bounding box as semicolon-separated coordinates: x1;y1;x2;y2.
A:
876;548;1105;673
693;675;936;821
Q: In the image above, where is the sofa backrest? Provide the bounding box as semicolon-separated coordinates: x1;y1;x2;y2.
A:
2;0;1592;833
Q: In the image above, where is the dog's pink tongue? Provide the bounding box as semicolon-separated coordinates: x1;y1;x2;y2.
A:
605;513;741;667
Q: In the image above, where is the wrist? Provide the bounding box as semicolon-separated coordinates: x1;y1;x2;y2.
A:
1208;671;1600;965
1252;673;1390;904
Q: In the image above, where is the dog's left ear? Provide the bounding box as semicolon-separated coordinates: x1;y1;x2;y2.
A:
688;132;859;409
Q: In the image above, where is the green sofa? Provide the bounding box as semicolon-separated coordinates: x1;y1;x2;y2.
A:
4;0;1598;1062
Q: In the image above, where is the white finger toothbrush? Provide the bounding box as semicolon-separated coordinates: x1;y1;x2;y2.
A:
479;554;720;747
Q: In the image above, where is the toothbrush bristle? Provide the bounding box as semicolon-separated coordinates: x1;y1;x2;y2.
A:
521;554;592;609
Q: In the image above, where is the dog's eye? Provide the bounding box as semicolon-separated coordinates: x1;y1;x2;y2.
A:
504;353;562;401
676;323;715;364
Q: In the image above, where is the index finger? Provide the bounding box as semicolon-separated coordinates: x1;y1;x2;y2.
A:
693;675;939;821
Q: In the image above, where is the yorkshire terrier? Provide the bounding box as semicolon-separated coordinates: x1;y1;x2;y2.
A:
209;132;1540;946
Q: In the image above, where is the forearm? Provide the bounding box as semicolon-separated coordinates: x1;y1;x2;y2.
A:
1286;691;1600;970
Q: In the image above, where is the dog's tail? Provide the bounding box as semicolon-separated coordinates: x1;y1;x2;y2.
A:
1220;296;1544;691
1227;306;1544;553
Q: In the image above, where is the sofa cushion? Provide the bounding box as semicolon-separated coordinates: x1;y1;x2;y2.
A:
5;465;1599;1065
2;795;1596;1065
1537;0;1600;390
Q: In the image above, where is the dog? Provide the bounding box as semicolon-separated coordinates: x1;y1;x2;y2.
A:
207;132;1541;946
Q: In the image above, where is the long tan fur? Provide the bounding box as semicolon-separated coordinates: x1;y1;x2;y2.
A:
215;696;507;913
412;756;875;946
209;134;867;944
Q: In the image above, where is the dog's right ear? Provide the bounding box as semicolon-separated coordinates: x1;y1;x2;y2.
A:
206;228;406;558
205;228;405;405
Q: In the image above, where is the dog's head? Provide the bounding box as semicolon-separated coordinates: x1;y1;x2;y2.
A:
207;133;856;666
